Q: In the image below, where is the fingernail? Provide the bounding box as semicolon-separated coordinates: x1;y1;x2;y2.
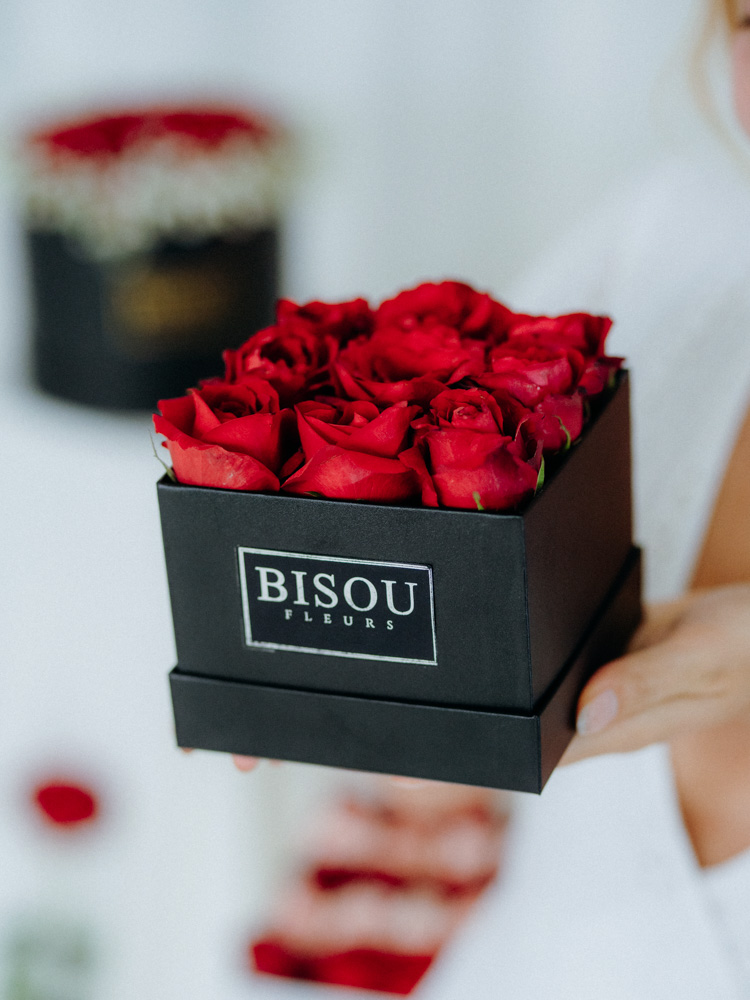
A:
577;689;619;735
233;755;259;772
389;776;431;788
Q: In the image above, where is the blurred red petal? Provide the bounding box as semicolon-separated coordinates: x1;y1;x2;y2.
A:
33;781;98;827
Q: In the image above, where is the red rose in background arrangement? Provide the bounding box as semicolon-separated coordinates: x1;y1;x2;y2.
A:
35;106;274;161
401;389;540;511
377;280;514;342
224;298;373;405
33;780;99;829
154;379;293;491
158;109;273;148
283;400;420;503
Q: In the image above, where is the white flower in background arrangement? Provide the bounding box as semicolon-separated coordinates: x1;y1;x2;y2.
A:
22;106;291;258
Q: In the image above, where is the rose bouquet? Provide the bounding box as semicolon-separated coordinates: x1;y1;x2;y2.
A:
154;280;620;512
156;279;638;792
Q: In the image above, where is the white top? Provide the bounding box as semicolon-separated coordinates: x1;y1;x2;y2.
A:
421;150;750;999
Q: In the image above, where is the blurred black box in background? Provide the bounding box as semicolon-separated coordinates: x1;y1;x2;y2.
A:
27;228;278;409
20;105;289;409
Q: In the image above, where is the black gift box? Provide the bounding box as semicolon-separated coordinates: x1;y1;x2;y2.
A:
158;374;641;792
27;227;278;409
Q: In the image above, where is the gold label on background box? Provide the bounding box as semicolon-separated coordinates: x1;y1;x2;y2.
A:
109;263;237;355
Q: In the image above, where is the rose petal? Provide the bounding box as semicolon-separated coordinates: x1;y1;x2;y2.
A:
200;411;285;471
157;394;198;434
153;414;279;491
431;450;538;511
343;403;418;458
191;392;223;435
398;445;439;507
282;447;418;502
424;430;538;510
528;393;585;453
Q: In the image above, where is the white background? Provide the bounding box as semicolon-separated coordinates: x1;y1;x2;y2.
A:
0;1;727;998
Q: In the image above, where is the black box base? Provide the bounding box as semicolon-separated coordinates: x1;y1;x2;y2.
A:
170;548;641;793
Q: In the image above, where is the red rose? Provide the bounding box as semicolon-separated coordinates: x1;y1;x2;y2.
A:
401;388;540;511
295;398;417;460
503;312;621;401
505;312;612;359
275;297;374;344
424;387;506;433
35;106;274;161
334;324;483;406
479;342;584;408
377;281;514;342
154;379;292;491
578;355;623;397
522;392;585;454
157;109;273;148
224;298;372;404
283;400;419;502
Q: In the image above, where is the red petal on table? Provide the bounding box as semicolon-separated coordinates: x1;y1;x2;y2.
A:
33;781;98;827
251;939;433;995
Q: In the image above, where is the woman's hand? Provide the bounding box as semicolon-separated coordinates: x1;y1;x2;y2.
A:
201;584;750;774
562;583;750;765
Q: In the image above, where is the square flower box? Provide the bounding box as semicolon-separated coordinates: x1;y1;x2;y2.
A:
158;372;641;792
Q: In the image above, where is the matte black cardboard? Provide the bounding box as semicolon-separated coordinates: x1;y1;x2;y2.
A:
170;548;640;792
158;373;640;791
27;227;278;409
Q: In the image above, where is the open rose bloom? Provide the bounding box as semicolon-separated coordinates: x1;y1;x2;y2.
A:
155;280;620;513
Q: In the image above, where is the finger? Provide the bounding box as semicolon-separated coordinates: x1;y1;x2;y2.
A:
563;635;732;765
232;755;260;772
626;597;687;653
180;747;194;754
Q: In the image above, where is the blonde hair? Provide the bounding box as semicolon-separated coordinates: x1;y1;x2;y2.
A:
719;0;737;30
